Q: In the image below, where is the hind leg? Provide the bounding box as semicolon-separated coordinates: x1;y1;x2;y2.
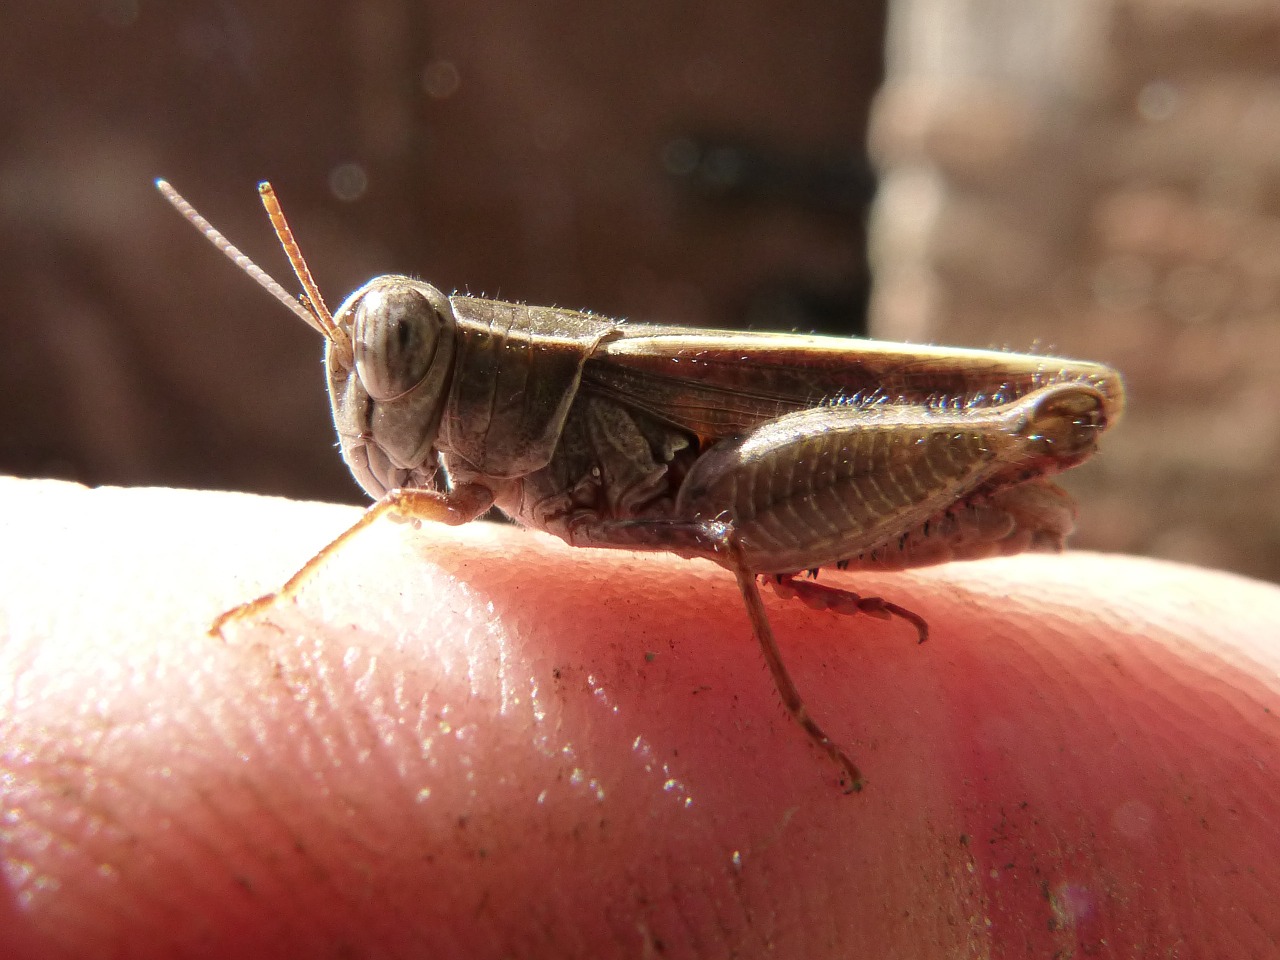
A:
769;575;929;644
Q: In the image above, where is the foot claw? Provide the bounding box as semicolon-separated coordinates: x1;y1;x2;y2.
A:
208;591;280;638
834;752;865;794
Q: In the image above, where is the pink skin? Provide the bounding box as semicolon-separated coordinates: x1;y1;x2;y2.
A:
2;476;1278;959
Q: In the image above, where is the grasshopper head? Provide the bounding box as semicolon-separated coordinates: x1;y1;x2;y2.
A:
154;180;456;499
327;277;456;497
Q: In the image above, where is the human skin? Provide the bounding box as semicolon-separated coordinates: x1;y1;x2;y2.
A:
1;476;1278;959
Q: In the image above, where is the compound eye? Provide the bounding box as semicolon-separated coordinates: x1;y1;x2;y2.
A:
352;286;445;400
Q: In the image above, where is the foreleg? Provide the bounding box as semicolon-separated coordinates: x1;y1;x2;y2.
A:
212;483;495;636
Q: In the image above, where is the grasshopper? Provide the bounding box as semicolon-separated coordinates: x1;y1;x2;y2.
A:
157;180;1123;792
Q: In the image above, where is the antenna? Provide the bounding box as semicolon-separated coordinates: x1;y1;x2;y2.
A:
257;182;339;341
154;179;353;364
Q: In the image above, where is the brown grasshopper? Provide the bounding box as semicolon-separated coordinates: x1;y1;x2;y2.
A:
157;179;1123;792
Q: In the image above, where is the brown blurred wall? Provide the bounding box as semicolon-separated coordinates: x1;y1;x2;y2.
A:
6;0;1280;583
0;0;884;502
869;0;1280;582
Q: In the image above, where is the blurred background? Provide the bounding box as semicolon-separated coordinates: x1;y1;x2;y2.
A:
2;0;1277;582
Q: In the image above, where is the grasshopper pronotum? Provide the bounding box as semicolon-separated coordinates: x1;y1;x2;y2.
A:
158;180;1123;792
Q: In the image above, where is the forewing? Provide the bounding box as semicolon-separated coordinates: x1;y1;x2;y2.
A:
582;326;1123;441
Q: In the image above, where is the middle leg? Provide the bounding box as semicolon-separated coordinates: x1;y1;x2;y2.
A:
570;516;864;793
